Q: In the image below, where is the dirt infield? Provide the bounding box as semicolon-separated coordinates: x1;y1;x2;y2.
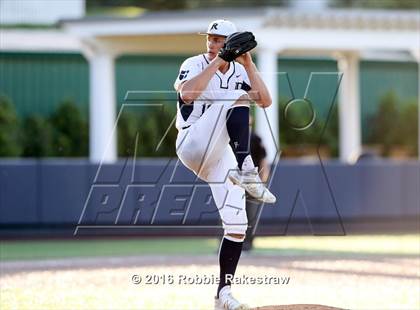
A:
1;252;419;309
253;306;342;310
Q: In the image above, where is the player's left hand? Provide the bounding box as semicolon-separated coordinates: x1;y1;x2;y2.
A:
236;52;253;68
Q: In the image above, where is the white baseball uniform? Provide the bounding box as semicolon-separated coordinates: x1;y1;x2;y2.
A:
174;54;252;234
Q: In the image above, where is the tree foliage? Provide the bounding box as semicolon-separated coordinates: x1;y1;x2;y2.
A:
0;95;21;156
22;115;53;157
118;104;177;157
398;100;418;155
1;93;416;158
86;0;290;11
49;101;89;157
279;98;339;157
368;92;418;156
86;0;418;12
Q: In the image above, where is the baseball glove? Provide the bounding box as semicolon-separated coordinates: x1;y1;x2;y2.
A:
218;31;257;62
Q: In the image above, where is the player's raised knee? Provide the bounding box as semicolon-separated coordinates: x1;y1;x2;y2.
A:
228;233;245;239
225;232;246;242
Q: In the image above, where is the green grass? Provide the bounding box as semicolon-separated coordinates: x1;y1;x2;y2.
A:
1;234;419;261
253;234;420;256
0;237;219;261
87;6;145;17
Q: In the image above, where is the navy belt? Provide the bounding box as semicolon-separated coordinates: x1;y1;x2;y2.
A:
182;125;191;130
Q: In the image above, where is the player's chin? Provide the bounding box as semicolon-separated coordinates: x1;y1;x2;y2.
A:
207;51;217;59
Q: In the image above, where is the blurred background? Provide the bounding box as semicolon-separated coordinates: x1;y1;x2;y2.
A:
0;0;418;161
0;1;419;309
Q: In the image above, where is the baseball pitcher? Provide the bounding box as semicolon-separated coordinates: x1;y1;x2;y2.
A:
174;19;277;310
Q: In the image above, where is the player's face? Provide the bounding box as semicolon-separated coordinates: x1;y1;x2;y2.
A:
206;34;225;60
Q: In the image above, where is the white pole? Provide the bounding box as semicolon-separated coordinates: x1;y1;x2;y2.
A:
412;50;420;161
336;52;361;164
418;59;420;161
256;48;279;165
89;52;117;163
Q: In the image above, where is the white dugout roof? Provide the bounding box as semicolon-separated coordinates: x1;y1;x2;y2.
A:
3;8;419;163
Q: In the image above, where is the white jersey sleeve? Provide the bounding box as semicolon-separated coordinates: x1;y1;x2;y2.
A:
173;56;203;91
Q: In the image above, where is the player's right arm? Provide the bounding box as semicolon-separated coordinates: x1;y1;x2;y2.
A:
175;57;226;104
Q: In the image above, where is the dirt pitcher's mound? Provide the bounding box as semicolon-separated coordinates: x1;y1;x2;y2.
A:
252;305;343;310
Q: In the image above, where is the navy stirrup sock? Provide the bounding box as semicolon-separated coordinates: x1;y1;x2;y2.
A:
226;106;250;170
217;237;243;298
